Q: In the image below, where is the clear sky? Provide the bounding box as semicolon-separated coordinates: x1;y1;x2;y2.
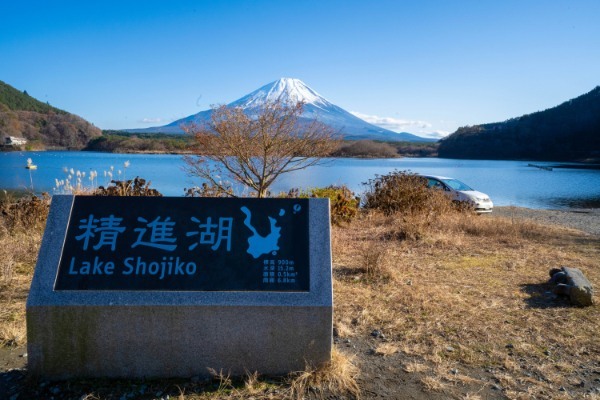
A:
1;0;599;138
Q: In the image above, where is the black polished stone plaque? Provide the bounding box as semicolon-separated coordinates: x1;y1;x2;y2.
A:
54;196;310;291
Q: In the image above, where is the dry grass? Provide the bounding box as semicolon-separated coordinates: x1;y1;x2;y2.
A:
138;351;360;400
288;349;360;399
420;374;448;392
332;209;600;399
1;192;599;399
0;196;45;347
403;361;429;373
374;343;399;357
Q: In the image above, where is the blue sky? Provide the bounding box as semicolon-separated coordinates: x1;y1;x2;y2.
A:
1;0;599;138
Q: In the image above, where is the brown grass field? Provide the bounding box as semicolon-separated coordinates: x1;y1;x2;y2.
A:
332;210;599;399
1;195;599;399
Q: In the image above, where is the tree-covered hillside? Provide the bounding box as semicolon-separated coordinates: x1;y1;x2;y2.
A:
438;86;600;161
0;81;66;114
0;80;101;149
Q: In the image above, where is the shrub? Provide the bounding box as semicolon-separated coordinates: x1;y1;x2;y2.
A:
0;193;50;233
309;186;359;225
286;185;359;225
360;241;395;282
362;171;456;240
92;177;162;196
362;170;452;216
184;182;233;198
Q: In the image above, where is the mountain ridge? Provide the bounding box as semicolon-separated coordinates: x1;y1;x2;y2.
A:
438;86;600;161
127;78;435;143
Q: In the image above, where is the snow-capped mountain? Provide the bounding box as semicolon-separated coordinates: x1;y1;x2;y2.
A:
127;78;434;142
229;77;331;110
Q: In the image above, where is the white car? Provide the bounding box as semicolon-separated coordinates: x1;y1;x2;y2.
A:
420;175;493;213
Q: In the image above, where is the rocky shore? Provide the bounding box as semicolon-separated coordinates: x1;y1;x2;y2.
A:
493;206;600;237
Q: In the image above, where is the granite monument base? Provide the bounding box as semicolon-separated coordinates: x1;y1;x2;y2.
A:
27;305;331;379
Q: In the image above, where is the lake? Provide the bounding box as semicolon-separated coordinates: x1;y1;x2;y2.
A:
2;151;600;209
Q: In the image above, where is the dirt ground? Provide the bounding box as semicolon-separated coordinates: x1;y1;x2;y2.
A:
5;326;597;399
0;341;508;400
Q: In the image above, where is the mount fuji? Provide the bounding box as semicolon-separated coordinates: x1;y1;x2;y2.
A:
127;78;434;142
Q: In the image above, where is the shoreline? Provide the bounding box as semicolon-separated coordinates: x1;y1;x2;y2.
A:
493;206;600;236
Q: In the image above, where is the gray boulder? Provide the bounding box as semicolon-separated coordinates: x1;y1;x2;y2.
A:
549;266;594;306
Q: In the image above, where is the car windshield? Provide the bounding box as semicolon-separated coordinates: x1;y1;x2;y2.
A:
441;178;473;191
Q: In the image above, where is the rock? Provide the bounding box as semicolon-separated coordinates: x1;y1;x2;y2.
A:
549;269;567;283
564;269;594;306
446;346;455;352
369;329;386;339
550;267;594;306
554;284;571;296
371;329;383;338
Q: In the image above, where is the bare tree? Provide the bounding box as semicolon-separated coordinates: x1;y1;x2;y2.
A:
183;100;340;198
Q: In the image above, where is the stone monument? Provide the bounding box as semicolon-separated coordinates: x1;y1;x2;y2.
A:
27;195;332;379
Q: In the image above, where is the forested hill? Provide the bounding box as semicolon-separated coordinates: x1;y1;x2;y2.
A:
438;86;600;161
0;80;101;149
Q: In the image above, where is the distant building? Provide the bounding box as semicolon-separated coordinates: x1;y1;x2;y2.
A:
4;136;28;146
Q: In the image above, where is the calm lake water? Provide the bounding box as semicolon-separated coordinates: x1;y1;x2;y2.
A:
2;151;600;209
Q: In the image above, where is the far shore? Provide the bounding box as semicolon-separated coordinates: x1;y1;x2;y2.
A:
3;146;600;165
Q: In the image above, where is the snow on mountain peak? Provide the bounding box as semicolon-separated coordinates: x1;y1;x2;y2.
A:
229;77;331;109
126;77;434;142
